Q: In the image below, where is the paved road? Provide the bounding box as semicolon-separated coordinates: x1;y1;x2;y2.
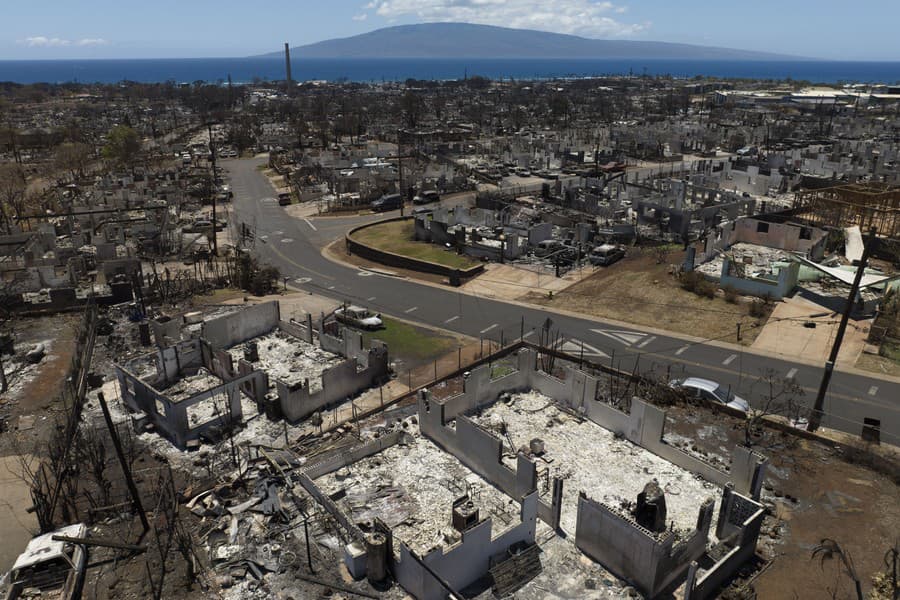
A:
222;158;900;444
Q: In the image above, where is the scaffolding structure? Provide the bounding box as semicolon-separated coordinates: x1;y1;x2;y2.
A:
793;183;900;238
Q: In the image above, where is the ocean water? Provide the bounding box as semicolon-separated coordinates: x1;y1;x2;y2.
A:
0;57;897;85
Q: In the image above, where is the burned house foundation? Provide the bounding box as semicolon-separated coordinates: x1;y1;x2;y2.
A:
115;301;390;449
299;346;767;599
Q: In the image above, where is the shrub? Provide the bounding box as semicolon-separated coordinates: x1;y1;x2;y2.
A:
748;300;767;318
723;285;739;303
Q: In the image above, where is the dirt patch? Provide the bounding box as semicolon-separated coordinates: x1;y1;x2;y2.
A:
0;315;79;457
530;248;770;345
663;403;900;599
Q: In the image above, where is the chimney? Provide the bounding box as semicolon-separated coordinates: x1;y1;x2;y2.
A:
284;43;292;95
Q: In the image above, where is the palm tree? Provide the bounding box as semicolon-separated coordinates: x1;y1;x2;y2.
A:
811;538;863;600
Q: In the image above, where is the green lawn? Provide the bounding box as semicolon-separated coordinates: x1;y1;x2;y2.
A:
363;316;456;366
351;220;478;270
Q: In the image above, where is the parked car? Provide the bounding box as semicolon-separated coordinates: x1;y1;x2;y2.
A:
413;190;440;205
6;523;88;600
668;377;750;412
533;239;562;258
588;244;626;266
334;305;383;330
413;205;434;216
278;192;292;206
371;193;402;212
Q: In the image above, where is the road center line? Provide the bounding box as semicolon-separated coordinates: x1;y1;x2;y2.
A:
444;315;460;324
786;368;798;379
303;218;317;231
722;354;738;366
636;335;656;349
480;323;498;334
675;345;689;356
404;306;418;313
868;386;878;396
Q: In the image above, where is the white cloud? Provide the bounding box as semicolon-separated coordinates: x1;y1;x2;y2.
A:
352;13;368;21
22;36;71;47
19;36;109;48
364;0;646;37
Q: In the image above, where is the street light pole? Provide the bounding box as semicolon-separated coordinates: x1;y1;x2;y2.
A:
807;226;877;432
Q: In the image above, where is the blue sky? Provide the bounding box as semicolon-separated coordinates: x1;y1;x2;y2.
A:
2;0;898;61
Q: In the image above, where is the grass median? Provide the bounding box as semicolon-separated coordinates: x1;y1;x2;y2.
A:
350;219;479;270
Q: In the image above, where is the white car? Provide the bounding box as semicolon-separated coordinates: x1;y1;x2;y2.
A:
334;305;383;330
669;377;750;412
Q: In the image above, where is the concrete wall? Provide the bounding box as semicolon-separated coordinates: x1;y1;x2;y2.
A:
684;486;766;600
347;217;484;280
429;349;767;498
276;345;389;423
394;492;539;600
418;392;539;502
719;257;799;300
201;300;280;348
575;493;714;599
116;363;265;449
725;218;827;257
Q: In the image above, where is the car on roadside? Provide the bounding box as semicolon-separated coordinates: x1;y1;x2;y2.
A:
413;190;440;205
334;305;383;330
669;377;750;412
371;193;402;212
588;244;626;266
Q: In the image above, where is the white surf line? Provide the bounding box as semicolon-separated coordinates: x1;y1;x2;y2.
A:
868;386;878;396
675;345;689;356
786;368;798;379
636;335;656;349
722;354;738;366
444;315;460;324
480;323;498;335
404;306;418;313
303;218;317;231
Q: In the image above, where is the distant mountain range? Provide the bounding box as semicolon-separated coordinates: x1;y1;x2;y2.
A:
260;23;806;61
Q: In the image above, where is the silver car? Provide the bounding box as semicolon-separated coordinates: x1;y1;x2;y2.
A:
669;377;750;412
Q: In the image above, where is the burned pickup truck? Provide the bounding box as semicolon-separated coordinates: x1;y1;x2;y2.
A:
4;524;87;600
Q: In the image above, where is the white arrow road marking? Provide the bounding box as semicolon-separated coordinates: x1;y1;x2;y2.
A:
723;354;738;365
675;345;690;356
868;386;878;396
590;328;647;346
294;277;311;284
786;368;798;379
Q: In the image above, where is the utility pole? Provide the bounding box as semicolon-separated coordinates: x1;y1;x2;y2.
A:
207;122;218;256
397;129;405;217
808;227;877;432
98;393;150;534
